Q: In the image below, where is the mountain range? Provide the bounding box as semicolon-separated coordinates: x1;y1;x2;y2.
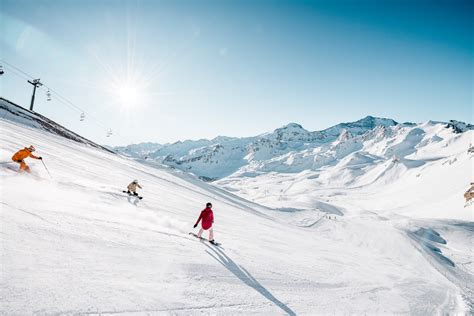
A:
114;115;473;181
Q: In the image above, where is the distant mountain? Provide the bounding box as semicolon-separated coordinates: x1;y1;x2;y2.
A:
114;116;472;180
445;120;474;133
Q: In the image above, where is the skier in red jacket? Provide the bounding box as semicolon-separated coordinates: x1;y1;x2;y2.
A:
193;202;217;244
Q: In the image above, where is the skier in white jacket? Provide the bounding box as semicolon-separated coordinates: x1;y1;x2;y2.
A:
126;180;142;196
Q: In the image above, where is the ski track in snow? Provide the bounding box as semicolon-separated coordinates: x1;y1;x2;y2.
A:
0;116;472;315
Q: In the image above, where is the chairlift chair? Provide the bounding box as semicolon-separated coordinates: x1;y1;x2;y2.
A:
80;112;85;121
46;90;52;101
0;66;4;75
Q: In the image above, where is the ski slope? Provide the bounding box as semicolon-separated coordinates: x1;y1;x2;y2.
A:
1;115;473;314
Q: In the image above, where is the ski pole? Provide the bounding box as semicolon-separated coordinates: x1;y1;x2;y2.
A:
40;159;52;178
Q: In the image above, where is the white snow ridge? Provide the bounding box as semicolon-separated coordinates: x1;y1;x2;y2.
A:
1;98;473;315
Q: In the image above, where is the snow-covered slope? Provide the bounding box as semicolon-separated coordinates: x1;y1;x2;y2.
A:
115;116;473;221
0;97;113;153
218;121;474;221
1;106;472;314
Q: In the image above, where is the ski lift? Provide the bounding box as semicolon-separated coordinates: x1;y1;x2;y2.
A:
0;66;4;75
80;112;85;121
106;129;113;137
46;90;52;101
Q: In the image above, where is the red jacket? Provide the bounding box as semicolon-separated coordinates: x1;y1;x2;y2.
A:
195;207;214;229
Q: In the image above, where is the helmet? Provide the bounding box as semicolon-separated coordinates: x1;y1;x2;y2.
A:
206;202;212;208
133;179;138;184
28;145;36;152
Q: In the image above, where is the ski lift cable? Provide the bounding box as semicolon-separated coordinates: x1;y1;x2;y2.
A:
35;86;135;142
1;61;111;133
40;86;130;141
0;59;134;142
44;87;110;130
32;82;108;130
1;65;95;126
3;68;93;123
0;64;81;117
1;60;91;116
0;62;32;82
1;61;110;131
0;59;35;80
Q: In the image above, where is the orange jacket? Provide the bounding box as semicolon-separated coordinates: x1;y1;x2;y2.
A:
12;148;40;162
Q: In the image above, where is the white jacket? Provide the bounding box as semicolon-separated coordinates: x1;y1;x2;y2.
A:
127;182;142;192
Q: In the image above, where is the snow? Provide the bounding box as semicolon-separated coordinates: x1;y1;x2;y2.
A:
1;105;473;314
0;98;111;153
215;120;473;221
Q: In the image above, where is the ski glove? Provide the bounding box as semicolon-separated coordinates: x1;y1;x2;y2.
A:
38;157;43;160
193;224;197;228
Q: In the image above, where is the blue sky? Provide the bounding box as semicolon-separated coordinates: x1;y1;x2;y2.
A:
0;0;472;145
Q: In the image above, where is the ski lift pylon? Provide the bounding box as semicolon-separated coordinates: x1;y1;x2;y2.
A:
80;112;85;121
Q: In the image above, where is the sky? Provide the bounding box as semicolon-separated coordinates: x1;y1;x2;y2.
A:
0;0;472;146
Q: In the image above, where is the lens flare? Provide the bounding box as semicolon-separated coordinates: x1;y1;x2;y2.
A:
116;81;142;108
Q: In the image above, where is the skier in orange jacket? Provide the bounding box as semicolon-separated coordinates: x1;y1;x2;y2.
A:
11;145;42;173
464;183;474;203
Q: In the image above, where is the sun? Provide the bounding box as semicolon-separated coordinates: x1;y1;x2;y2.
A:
117;84;140;106
111;78;147;110
103;73;152;111
94;51;159;111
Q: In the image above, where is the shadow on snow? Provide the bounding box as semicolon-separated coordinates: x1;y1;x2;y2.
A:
205;244;296;316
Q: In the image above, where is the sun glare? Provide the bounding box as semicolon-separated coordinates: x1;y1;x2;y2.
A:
117;84;140;106
107;76;149;110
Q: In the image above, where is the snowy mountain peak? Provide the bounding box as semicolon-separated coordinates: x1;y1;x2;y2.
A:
446;120;474;134
345;115;398;130
278;122;305;130
319;116;399;140
211;135;239;143
271;122;313;142
336;129;354;142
